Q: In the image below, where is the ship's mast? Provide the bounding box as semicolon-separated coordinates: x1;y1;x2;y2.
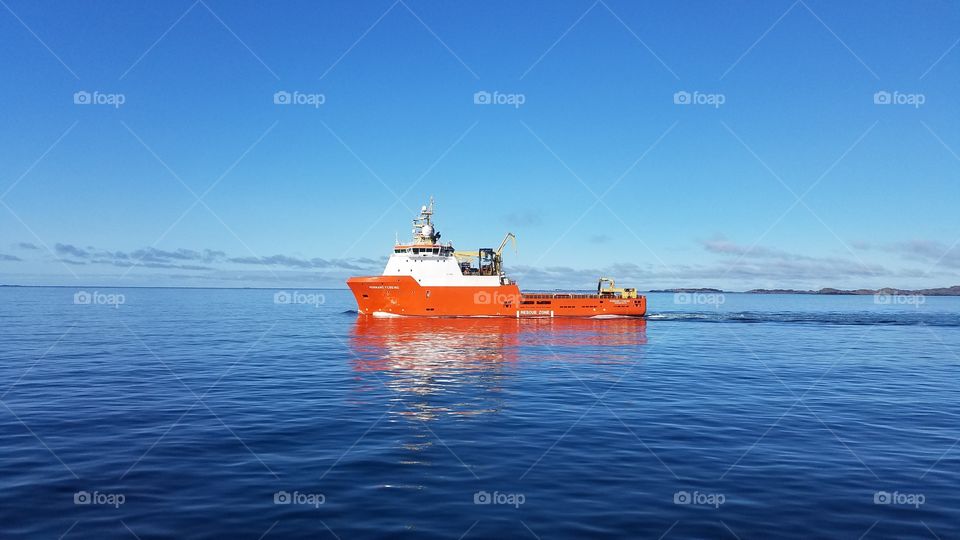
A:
411;196;439;245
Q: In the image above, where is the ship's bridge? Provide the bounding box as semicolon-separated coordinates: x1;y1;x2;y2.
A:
393;244;455;256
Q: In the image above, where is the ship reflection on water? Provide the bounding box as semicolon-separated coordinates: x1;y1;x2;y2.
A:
348;317;648;422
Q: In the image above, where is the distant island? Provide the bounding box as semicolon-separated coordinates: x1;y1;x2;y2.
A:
649;288;724;293
650;286;960;296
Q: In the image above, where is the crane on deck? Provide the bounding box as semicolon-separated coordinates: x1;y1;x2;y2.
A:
454;232;516;276
598;277;639;299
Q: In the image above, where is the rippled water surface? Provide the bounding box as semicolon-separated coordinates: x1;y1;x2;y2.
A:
1;288;959;539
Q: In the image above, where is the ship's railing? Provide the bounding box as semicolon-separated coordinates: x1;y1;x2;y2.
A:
522;293;604;299
521;292;646;300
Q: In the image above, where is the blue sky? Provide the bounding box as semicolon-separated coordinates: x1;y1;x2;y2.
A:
0;0;958;289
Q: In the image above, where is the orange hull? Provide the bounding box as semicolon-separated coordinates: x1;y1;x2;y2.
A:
347;276;647;318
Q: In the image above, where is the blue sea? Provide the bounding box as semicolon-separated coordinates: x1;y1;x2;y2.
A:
1;287;959;539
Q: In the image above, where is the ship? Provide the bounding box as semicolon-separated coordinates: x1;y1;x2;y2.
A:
347;199;647;318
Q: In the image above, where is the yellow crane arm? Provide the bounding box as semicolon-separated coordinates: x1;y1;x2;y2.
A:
496;232;517;257
454;234;516;276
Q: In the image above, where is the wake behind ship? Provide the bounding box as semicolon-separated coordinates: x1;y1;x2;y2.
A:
347;199;646;318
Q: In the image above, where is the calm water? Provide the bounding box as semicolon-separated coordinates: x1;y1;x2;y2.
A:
1;287;959;539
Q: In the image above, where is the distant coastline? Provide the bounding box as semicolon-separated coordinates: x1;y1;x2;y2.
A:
650;286;960;296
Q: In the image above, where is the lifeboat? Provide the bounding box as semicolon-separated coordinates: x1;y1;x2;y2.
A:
346;199;647;318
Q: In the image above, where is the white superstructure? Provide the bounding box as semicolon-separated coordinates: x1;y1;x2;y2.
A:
381;198;507;287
